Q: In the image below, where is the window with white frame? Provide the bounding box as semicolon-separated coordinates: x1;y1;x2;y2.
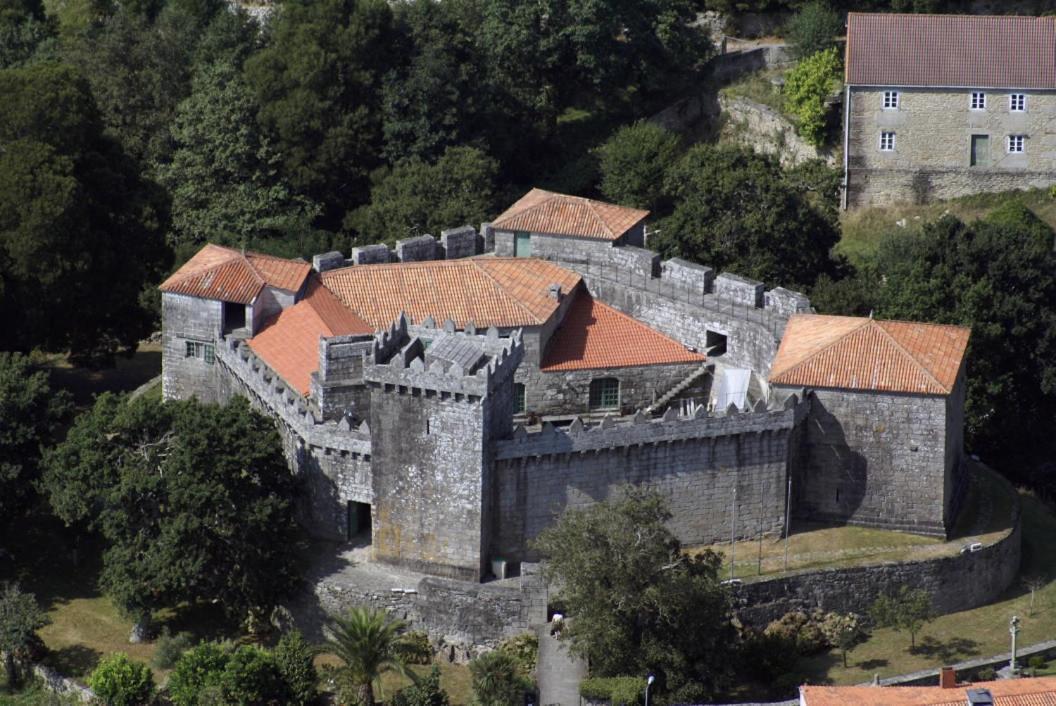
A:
1008;135;1025;153
879;131;896;152
971;92;986;110
883;91;899;109
1010;93;1026;112
185;340;215;364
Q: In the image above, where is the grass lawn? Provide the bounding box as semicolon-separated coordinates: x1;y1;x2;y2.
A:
314;655;474;705
838;187;1056;266
38;341;162;408
795;487;1056;686
719;67;788;115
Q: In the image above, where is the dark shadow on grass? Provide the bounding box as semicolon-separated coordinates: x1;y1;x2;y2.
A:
856;658;889;670
44;644;102;678
910;635;980;662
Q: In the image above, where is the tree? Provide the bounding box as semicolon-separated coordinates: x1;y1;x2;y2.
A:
533;487;734;700
346;146;498;244
0;583;48;690
783;47;842;147
785;0;842;60
597;122;681;212
168;642;229;706
469;651;525;706
657;144;840;289
870;586;933;650
218;645;289;705
0;353;72;543
158;59;321;252
273;630;318;706
0;63;170;362
42;395;304;626
86;653;155;706
393;665;450;706
819;612;864;668
244;0;399;226
319;606;414;706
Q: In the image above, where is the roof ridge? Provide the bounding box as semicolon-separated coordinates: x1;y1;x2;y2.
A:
873;320;951;393
582;197;616;238
239;252;268;288
471;260;548;325
770;316;871;381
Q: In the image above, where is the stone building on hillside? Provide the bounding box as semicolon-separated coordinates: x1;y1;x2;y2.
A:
844;13;1056;208
160;188;971;583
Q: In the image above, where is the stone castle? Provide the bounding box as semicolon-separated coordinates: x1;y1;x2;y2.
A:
161;188;971;583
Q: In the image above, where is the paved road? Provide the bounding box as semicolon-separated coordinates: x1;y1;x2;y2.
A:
536;623;587;706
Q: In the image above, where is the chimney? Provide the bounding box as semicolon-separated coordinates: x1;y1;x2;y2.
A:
548;283;562;301
966;688;994;706
940;667;956;689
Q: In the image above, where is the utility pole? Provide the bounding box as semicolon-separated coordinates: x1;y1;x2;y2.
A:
783;476;792;572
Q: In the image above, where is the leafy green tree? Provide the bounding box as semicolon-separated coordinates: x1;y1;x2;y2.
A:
597;122;681;212
819;612;864;668
0;583;48;690
0;63;170;362
87;653;155;706
167;642;229;706
218;645;289;705
346;146;498;244
244;0;398;226
273;630;318;706
783;47;842;147
392;665;450;706
785;0;842;60
42;395;304;626
0;0;54;69
534;487;734;700
320;606;414;706
0;353;72;542
158;60;321;251
870;586;933;650
657;143;840;289
469;651;525;706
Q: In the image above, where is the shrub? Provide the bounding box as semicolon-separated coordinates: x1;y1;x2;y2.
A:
218;645;289;705
151;628;194;670
785;0;842;60
498;632;539;676
763;611;827;654
392;665;451;706
579;676;644;705
274;630;318;705
596;121;682;211
168;642;230;706
1029;655;1047;675
87;653;155;706
739;630;799;683
395;630;434;665
470;650;527;706
977;666;997;681
783;47;842;147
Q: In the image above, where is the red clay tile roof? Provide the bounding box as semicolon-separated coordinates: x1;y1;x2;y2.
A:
541;293;705;371
846;13;1056;88
160;244;312;305
491;188;649;241
320;258;582;329
247;277;372;396
769;315;970;395
802;677;1056;706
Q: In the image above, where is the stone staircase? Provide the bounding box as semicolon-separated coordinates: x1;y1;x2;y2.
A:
645;362;712;414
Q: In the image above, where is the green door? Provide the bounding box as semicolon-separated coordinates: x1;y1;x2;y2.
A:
971;135;990;167
514;231;531;257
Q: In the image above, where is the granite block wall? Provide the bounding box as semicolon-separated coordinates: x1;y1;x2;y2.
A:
847;86;1056;207
162;292;225;402
782;385;953;535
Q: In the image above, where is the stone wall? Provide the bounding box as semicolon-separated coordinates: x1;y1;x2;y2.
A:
731;489;1022;625
781;385;959;535
847;86;1056;207
162;292;225;402
719;93;837;167
490;397;807;565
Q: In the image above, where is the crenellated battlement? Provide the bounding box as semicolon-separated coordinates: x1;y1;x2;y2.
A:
495;392;808;461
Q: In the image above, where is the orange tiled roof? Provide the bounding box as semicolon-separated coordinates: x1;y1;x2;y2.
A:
802;677;1056;706
160;244;312;305
541;293;705;371
846;13;1056;89
491;188;649;241
247;277;372;396
769;314;970;395
320;258;582;329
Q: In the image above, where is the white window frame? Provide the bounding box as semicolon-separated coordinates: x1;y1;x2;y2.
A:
1010;93;1027;112
971;91;986;110
185;340;215;364
883;90;900;109
1007;135;1026;153
879;131;896;152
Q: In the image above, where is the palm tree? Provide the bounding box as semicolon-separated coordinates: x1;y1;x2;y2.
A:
320;606;414;706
